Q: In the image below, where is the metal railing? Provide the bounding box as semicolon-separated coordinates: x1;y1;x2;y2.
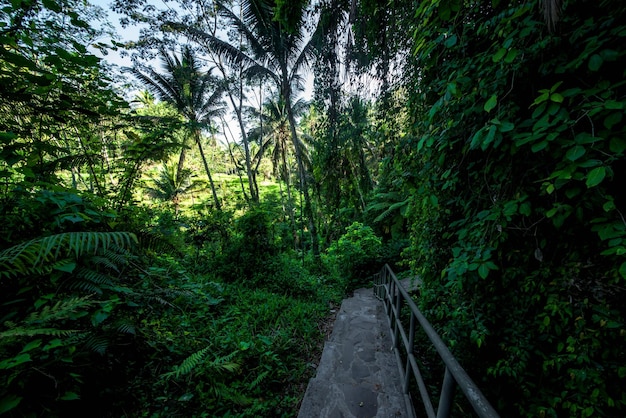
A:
373;264;500;418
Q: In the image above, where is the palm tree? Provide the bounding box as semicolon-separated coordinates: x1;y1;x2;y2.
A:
247;92;311;247
132;46;225;210
171;0;322;255
145;163;204;216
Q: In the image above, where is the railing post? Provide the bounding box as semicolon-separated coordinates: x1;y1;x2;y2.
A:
393;284;402;349
436;367;456;418
404;312;416;394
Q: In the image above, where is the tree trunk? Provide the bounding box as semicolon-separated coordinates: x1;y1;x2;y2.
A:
283;82;320;258
194;130;221;210
176;141;187;186
281;149;298;250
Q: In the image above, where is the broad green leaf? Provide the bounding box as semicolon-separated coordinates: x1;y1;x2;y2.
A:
20;339;42;353
609;138;626;154
575;132;601;144
588;54;603;71
484;95;497;112
470;128;485;149
605;100;624;110
550;93;564;103
531;141;548;152
604;112;623;129
478;263;489;279
586;166;606;188
0;353;31;370
619;262;626;279
444;34;457;47
498;120;515;132
482;125;498;150
0;396;22;414
533;91;550;107
549;81;563;92
504;48;518;63
578;159;602;168
60;392;80;401
603;200;616;211
565;145;586;161
492;47;507;62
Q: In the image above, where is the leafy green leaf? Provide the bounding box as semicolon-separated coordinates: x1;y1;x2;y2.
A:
0;353;31;370
60;392;80;401
492;47;507;62
550;93;564;103
565;145;586;161
484;95;497;112
604;112;623;129
444;34;457;47
619;262;626;279
504;49;518;63
478;263;489;279
0;396;22;414
586;166;606;188
609;138;626;154
20;339;43;353
588;54;603;71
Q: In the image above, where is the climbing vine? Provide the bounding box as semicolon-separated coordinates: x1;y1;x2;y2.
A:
386;0;626;416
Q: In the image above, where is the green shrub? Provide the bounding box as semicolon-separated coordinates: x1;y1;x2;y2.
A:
326;222;383;290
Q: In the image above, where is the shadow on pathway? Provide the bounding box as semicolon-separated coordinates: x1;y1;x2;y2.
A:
298;286;411;418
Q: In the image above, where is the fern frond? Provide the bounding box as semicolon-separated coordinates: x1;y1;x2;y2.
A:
0;232;137;278
102;247;132;267
89;256;120;272
68;279;103;294
0;328;78;339
75;268;114;286
162;346;212;380
84;335;108;355
210;382;252;405
116;322;136;335
135;231;181;255
162;348;241;380
249;370;269;390
25;296;93;324
373;198;410;223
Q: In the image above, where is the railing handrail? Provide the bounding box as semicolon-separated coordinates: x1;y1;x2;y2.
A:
374;264;500;418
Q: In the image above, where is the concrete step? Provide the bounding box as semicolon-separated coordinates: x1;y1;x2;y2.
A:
298;287;410;418
298;376;407;418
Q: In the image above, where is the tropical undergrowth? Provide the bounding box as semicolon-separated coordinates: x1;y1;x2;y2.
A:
0;186;344;417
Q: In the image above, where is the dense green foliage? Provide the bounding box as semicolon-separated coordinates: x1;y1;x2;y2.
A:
2;0;625;416
357;0;626;416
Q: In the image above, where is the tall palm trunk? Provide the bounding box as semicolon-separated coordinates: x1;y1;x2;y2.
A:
176;146;187;186
283;81;320;257
280;148;298;249
194;129;221;210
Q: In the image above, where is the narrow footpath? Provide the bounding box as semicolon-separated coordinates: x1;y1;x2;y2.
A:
298;286;410;418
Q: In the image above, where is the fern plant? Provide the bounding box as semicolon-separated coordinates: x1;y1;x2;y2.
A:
162;347;241;380
0;231;139;416
0;232;137;278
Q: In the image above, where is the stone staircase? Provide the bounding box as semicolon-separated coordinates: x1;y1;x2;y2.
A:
298;287;411;418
